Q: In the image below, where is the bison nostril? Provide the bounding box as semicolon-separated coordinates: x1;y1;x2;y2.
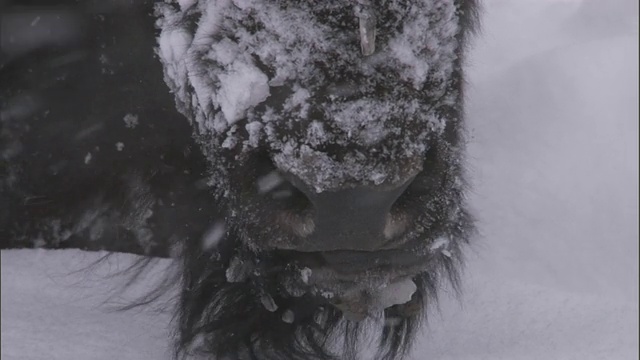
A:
382;178;418;242
254;160;313;211
256;170;286;195
254;162;316;239
383;211;409;241
277;210;315;238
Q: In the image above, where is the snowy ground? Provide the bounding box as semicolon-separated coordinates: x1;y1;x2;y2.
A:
2;0;638;359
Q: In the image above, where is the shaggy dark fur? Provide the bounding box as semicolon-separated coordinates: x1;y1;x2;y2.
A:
1;1;480;359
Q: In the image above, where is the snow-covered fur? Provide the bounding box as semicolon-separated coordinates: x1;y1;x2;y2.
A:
1;0;479;359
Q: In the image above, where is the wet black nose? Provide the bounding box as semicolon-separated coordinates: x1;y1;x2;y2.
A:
283;174;412;252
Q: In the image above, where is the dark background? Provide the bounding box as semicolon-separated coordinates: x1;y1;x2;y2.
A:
0;0;217;256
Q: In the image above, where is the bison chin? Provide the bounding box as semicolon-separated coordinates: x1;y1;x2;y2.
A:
176;229;465;360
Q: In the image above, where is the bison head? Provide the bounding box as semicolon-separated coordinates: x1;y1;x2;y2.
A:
155;0;478;359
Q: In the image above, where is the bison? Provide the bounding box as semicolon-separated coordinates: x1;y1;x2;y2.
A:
0;0;479;359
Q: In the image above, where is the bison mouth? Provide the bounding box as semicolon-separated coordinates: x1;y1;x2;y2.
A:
221;157;448;320
228;248;432;321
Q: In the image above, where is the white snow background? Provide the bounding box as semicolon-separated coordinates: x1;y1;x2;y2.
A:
2;0;638;359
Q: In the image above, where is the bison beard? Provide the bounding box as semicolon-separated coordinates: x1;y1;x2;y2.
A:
0;0;479;359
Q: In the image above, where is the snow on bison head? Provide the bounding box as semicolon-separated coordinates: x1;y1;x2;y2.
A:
153;0;479;359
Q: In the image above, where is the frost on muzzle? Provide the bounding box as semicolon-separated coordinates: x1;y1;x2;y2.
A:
156;0;463;187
